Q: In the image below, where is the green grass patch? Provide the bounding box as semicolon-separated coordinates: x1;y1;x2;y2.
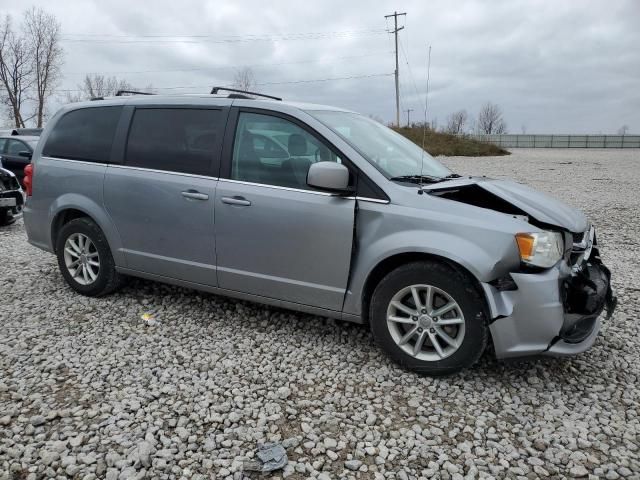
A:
393;127;510;157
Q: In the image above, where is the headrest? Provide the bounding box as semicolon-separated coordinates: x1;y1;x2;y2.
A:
288;134;306;157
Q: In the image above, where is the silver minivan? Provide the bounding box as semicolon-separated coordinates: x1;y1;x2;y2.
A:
23;89;616;375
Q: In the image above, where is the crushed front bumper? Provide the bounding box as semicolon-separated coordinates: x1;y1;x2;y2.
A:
0;170;25;220
482;250;616;359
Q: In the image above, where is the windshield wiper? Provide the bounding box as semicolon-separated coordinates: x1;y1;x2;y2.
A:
389;174;445;184
443;173;462;179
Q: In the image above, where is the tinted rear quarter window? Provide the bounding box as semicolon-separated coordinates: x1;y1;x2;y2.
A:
6;139;28;155
125;108;223;176
43;106;122;162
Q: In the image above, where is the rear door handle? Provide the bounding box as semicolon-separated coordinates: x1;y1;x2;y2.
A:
181;190;209;201
221;196;251;206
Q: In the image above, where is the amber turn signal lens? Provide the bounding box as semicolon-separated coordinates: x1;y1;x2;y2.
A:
515;233;536;261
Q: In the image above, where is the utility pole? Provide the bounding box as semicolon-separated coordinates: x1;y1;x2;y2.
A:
385;11;406;127
405;108;413;127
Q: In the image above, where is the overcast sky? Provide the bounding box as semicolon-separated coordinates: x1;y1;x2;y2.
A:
2;0;639;133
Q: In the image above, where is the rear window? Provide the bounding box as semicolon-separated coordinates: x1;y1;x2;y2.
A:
43;106;122;162
125;108;223;176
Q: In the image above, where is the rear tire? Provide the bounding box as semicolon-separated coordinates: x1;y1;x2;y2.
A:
369;261;488;376
55;217;125;296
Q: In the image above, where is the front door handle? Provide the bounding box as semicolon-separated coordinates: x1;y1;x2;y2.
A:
221;196;251;206
181;190;209;201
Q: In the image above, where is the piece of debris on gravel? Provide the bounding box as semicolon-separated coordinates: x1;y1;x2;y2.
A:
1;149;639;479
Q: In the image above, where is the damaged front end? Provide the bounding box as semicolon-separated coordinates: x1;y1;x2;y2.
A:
0;167;25;222
420;176;616;359
555;231;616;346
483;225;616;359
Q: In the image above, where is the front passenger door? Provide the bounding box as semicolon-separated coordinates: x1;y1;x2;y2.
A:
214;110;356;311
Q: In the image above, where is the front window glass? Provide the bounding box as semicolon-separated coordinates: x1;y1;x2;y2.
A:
231;112;346;190
309;110;451;180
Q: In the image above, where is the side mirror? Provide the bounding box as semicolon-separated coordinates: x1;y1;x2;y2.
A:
307;162;353;194
19;151;32;159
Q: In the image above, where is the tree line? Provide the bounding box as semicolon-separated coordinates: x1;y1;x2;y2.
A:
443;102;508;135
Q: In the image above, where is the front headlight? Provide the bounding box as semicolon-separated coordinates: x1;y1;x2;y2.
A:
515;231;564;268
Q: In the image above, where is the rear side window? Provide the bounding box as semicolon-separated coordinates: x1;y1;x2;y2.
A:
125;108;223;176
43;106;122;162
6;139;28;154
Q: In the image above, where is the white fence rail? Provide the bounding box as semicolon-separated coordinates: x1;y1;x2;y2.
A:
466;134;640;148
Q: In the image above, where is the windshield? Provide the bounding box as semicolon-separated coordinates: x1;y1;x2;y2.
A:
309;110;451;180
27;140;39;149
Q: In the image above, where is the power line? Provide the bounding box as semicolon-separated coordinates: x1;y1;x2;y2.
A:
398;37;423;110
59;30;388;45
60;28;386;39
55;72;394;93
66;51;393;76
257;73;393;86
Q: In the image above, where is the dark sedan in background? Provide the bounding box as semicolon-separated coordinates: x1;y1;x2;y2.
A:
0;135;39;184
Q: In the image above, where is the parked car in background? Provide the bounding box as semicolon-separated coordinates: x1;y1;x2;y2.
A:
0;166;25;226
0;135;39;184
23;89;616;375
0;128;43;137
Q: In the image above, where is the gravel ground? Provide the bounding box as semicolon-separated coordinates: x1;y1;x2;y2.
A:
1;148;639;480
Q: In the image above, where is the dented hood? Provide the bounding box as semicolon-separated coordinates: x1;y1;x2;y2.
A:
424;177;588;233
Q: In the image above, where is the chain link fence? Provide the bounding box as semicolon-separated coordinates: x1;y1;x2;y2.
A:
465;134;640;148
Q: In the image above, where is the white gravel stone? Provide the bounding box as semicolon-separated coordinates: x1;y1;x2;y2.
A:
323;438;338;449
276;386;292;398
29;415;45;426
0;149;639;478
345;459;363;471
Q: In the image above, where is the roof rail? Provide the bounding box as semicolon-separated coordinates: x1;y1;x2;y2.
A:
115;90;155;97
210;86;282;101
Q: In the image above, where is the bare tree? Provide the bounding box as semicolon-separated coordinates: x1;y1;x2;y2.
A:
63;75;155;103
24;7;62;127
617;125;629;136
0;15;32;128
444;110;468;134
477;102;507;134
232;67;256;92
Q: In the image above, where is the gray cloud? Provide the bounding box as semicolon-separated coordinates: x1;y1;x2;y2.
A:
3;0;639;133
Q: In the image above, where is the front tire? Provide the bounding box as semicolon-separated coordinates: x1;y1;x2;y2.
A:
370;261;488;376
55;217;124;296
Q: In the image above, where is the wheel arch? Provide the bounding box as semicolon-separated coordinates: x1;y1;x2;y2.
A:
48;195;125;267
51;208;91;252
360;252;491;325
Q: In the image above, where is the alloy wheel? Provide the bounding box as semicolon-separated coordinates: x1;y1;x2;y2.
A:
63;233;100;286
386;284;465;361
